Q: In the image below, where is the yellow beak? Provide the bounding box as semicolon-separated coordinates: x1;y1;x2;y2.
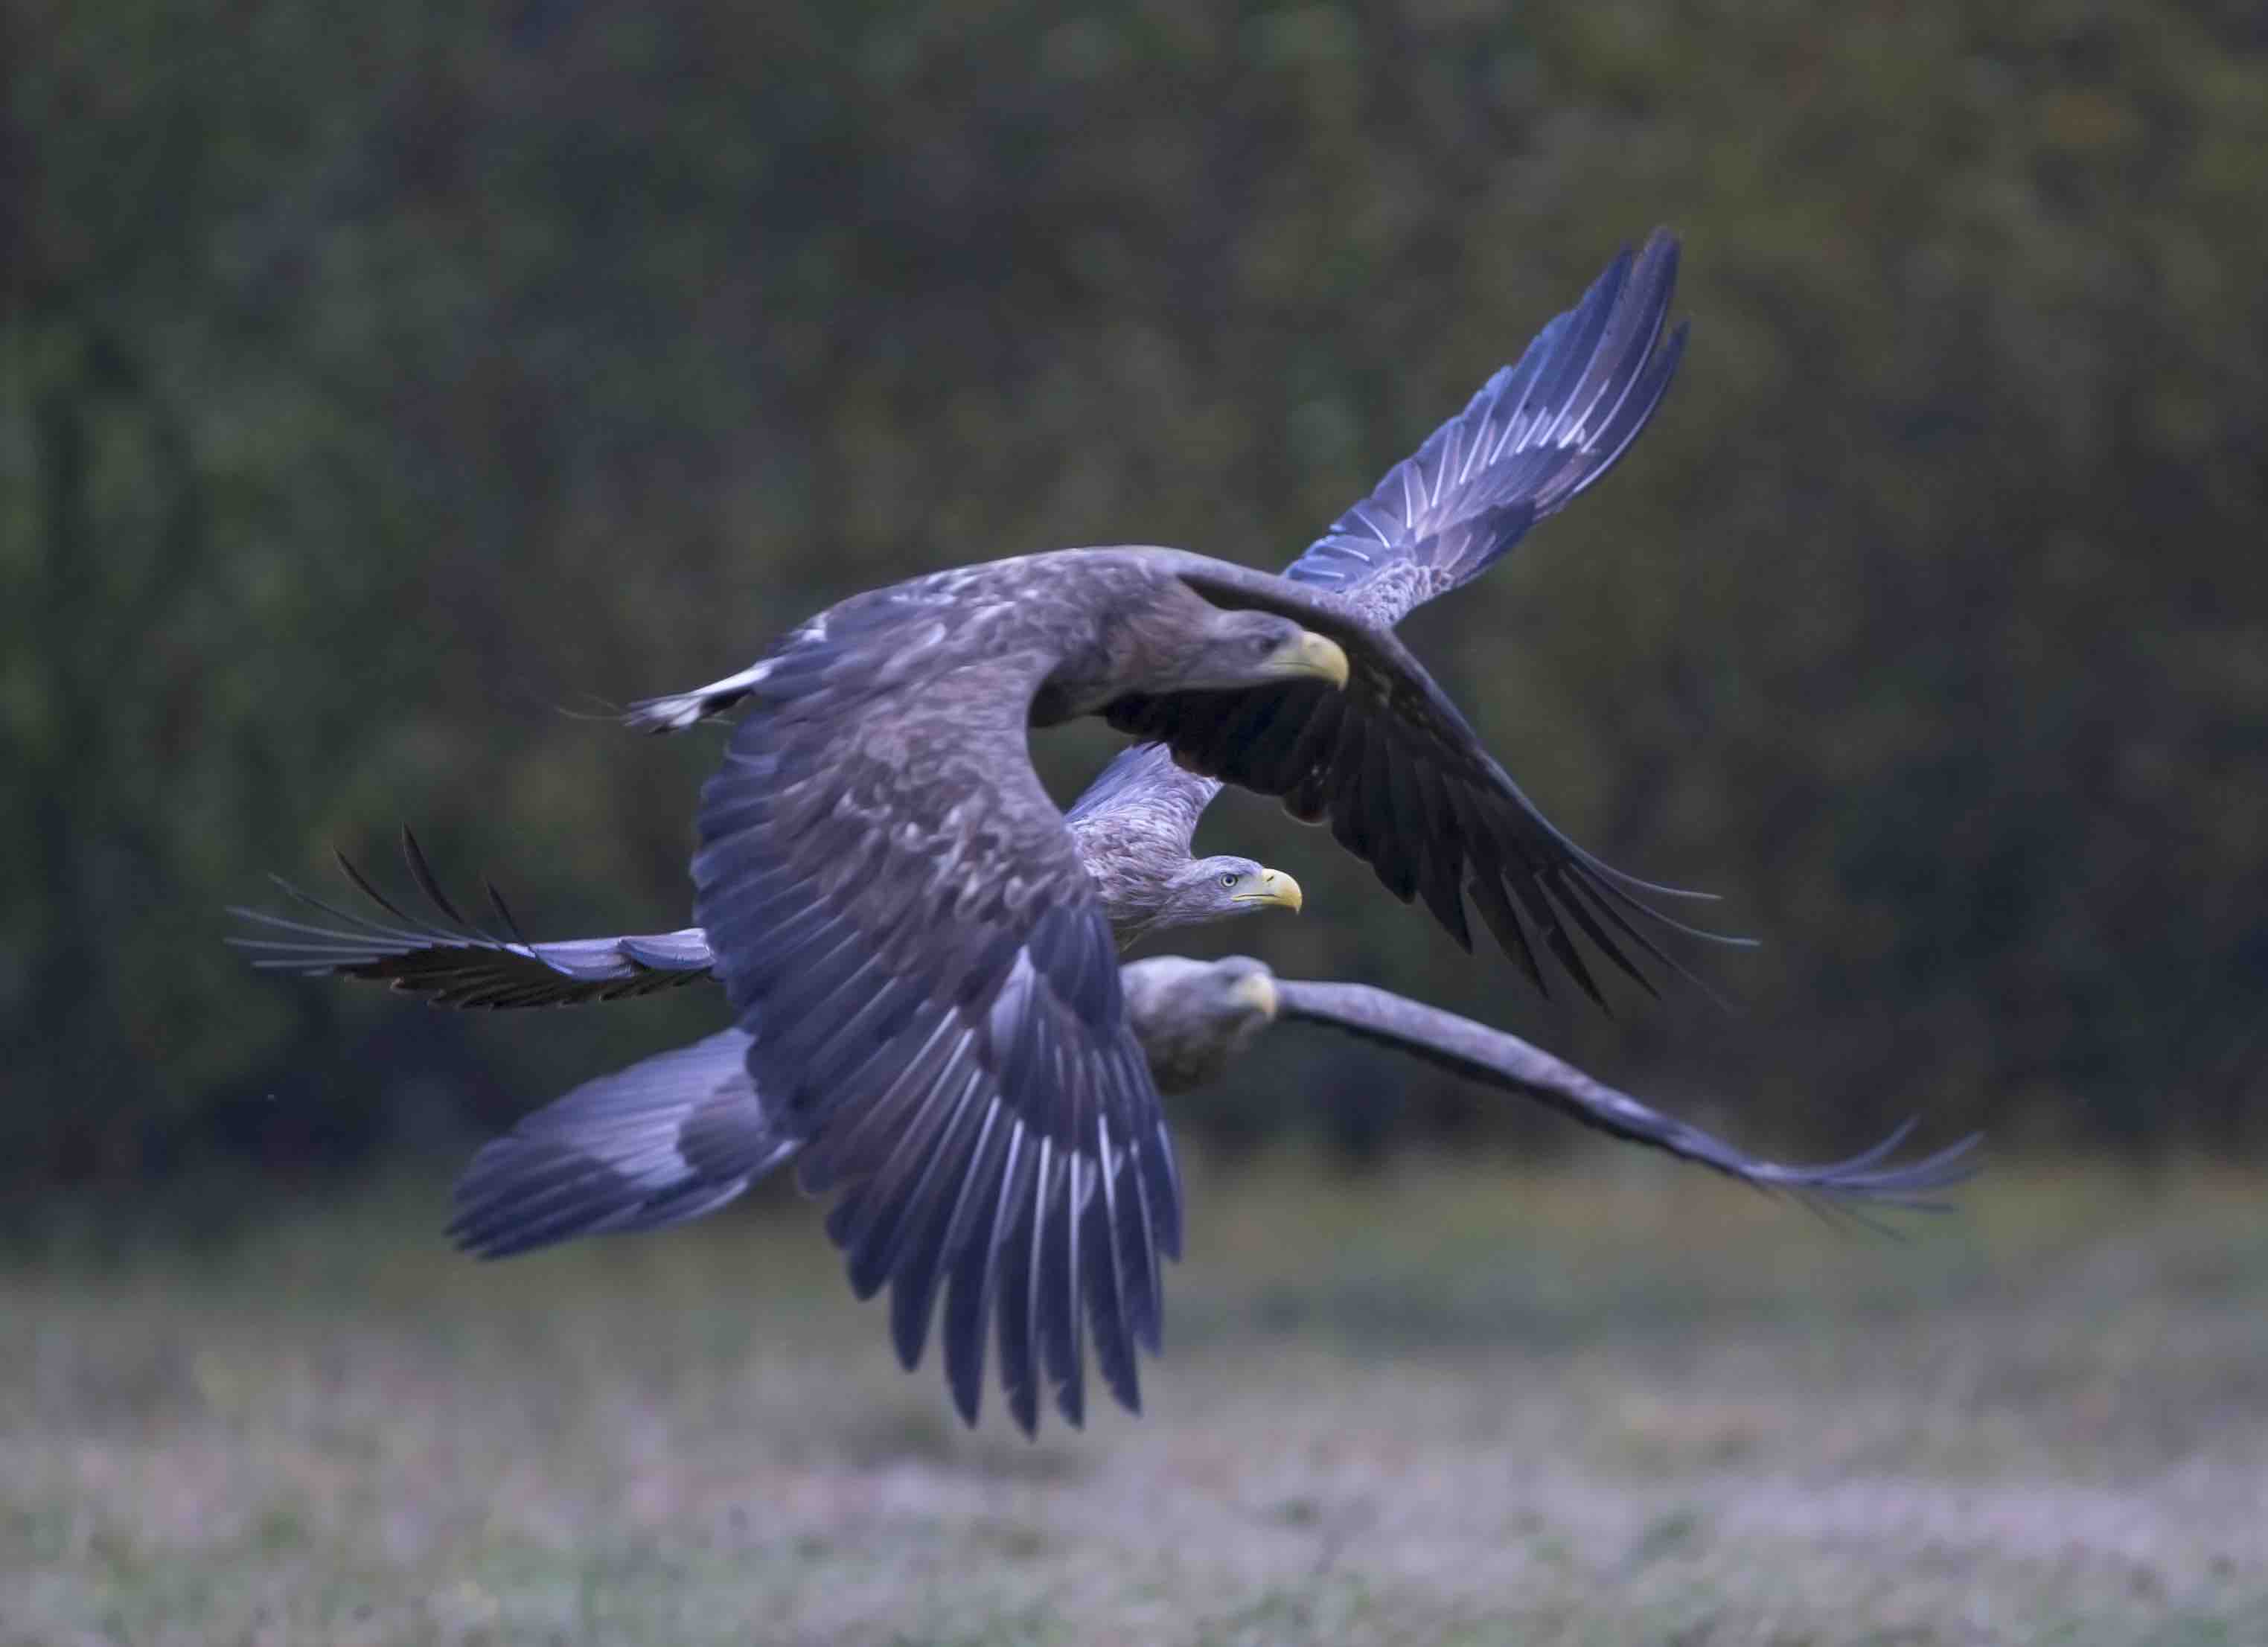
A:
1265;630;1350;688
1230;868;1303;912
1227;968;1281;1020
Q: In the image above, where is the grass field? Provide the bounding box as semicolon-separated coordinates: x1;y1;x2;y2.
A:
5;1156;2264;1645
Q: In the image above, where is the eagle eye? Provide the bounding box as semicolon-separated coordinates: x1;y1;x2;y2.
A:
1220;872;1239;887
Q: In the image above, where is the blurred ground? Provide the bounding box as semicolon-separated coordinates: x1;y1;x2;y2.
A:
5;1157;2264;1646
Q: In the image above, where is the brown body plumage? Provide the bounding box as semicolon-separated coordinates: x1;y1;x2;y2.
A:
233;231;1832;1436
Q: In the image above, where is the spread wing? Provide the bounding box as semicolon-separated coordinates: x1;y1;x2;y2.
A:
1062;741;1224;886
449;1029;796;1257
1068;232;1686;899
226;831;716;1008
690;607;1180;1435
1284;229;1687;626
1062;741;1218;850
1273;979;1982;1212
1105;554;1748;1008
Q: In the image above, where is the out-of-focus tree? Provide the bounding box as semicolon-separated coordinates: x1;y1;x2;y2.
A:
4;0;2264;1205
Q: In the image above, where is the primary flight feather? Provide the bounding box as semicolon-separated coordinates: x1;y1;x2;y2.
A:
237;230;1764;1433
233;845;1972;1434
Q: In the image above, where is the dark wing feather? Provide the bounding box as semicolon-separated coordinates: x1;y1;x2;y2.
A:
691;615;1179;1435
447;1029;797;1258
1106;554;1750;1008
1067;235;1683;854
1273;979;1981;1211
1284;229;1687;626
227;830;715;1008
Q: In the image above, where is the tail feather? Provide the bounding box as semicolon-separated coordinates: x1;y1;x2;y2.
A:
622;658;777;733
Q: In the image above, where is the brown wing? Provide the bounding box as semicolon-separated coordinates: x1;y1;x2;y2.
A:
226;831;715;1008
1284;230;1687;627
1069;234;1688;934
685;588;1179;1435
1274;979;1981;1213
448;1029;795;1257
1103;554;1748;1008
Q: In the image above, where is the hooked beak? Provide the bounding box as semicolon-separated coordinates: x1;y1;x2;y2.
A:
1263;630;1350;689
1230;868;1303;913
1227;968;1281;1021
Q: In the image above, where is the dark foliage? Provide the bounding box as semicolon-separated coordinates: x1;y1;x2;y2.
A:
6;0;2265;1200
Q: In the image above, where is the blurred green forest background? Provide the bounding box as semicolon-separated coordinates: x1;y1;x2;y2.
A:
7;0;2266;1206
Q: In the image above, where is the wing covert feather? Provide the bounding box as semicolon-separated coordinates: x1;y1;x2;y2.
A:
691;608;1178;1433
1064;234;1685;881
1103;554;1746;1008
1284;229;1687;626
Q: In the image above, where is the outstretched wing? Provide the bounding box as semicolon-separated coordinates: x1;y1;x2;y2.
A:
450;1029;796;1258
1105;555;1748;1009
1285;229;1686;626
1061;741;1224;892
1076;233;1694;966
1062;741;1218;846
226;831;715;1008
1273;979;1981;1210
689;589;1181;1436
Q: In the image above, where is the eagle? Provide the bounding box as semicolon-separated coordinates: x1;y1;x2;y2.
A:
234;852;1976;1433
625;229;1716;1006
236;231;1780;1431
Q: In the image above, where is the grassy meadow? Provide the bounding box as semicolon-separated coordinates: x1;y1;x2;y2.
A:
5;1157;2264;1646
